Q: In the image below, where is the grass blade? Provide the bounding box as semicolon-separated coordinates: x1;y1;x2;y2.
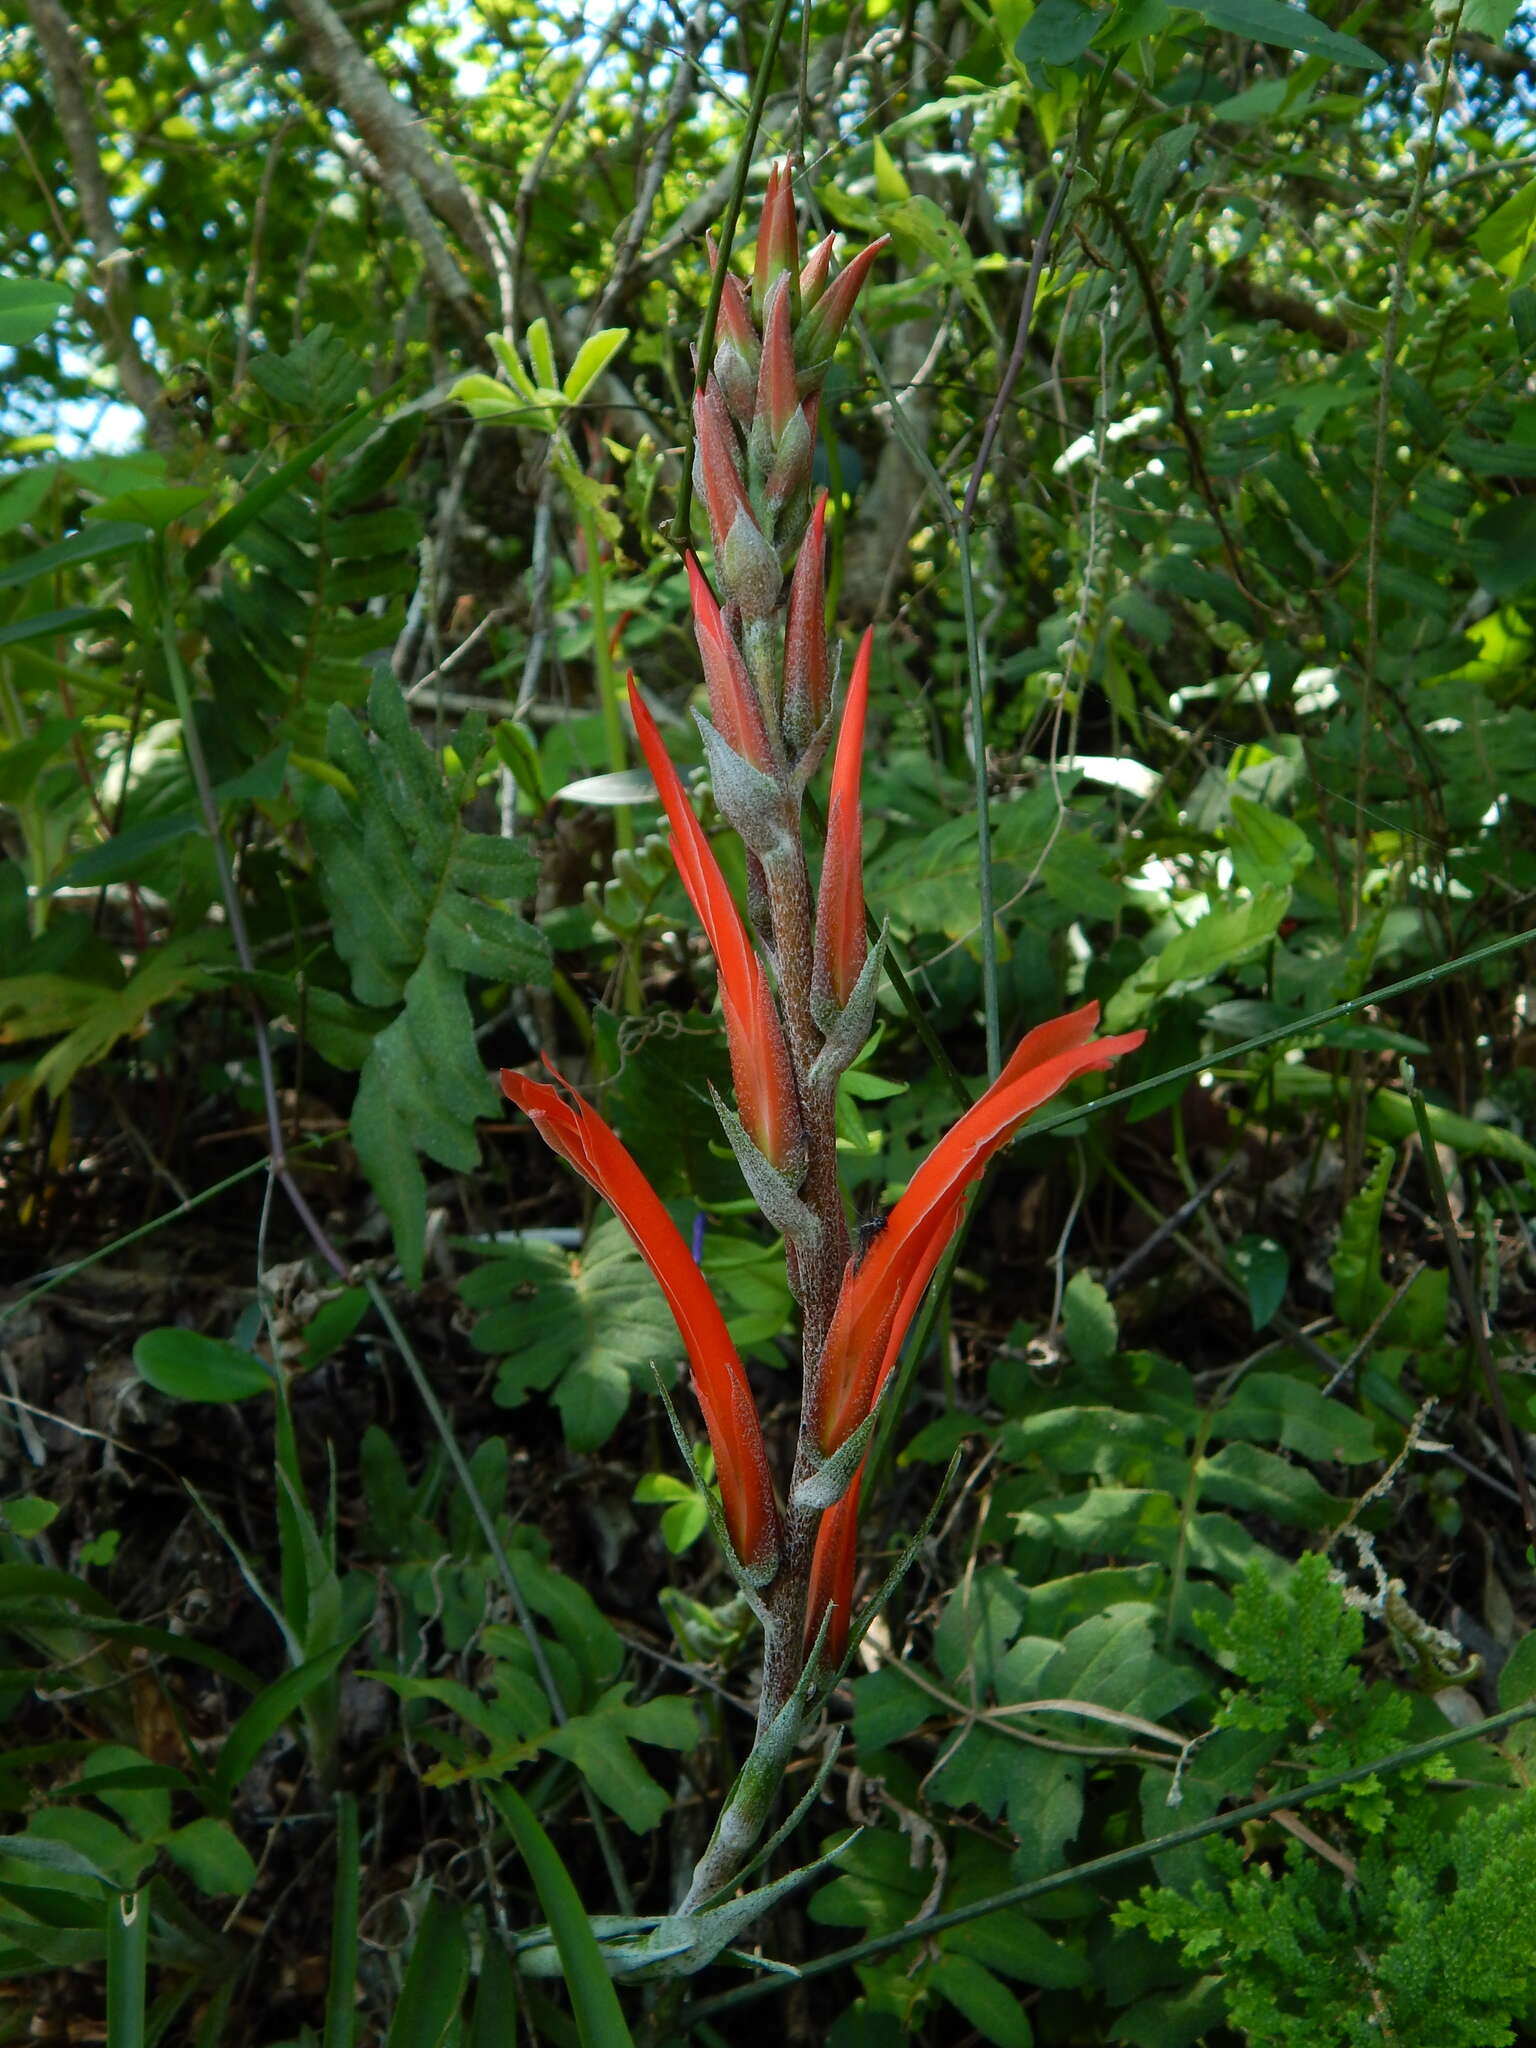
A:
486;1783;636;2048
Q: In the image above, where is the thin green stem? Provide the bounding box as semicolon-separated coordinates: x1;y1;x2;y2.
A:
956;542;1000;1080
1027;924;1536;1147
684;1697;1536;2019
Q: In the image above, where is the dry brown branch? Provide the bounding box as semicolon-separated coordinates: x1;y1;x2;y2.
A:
24;0;176;449
283;0;493;270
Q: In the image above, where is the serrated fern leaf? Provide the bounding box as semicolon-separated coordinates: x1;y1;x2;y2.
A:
303;671;548;1283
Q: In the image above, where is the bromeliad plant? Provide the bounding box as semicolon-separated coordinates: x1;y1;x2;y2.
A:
500;165;1144;1918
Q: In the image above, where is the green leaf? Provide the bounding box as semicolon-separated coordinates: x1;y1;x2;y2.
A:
1105;886;1290;1029
563;328;628;404
1180;0;1383;68
1197;1441;1341;1527
0;1832;116;1887
0;277;73;346
1462;0;1518;36
485;1785;636;2048
1016;0;1103;67
384;1893;470;2048
467;1220;683;1452
184;384;396;579
1497;1631;1536;1711
1226;1235;1288;1330
1062;1271;1117;1370
0;521;151;593
450;373;540;424
2;1497;59;1538
1331;1144;1391;1332
1226;796;1312;890
0;718;81;804
0;606;124;655
86;484;211;533
132;1330;273;1404
928;1954;1033;2048
160;1819;258;1897
1216;1370;1378;1462
212;1641;356;1804
542;1683;697;1832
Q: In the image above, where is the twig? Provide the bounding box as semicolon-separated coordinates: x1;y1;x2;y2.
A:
24;0;174;446
284;0;492;266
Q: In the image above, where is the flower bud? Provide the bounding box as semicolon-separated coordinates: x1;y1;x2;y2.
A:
688;554;775;774
794;237;889;383
784;493;831;757
812;628;872;1016
752;160;800;322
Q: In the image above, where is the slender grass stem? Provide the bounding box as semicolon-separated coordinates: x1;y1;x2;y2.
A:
683;1697;1536;2019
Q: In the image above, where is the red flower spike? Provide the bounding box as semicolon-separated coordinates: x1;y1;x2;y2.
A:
629;676;803;1176
812;627;872;1015
794;236;890;376
500;1063;780;1579
686;555;776;774
812;1005;1146;1457
799;233;836;312
783;492;830;753
804;1464;864;1667
753;160;800;321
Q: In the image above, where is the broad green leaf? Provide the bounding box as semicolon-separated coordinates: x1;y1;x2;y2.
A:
132;1330;273;1404
542;1684;698;1832
0;278;73;346
450;373;540;424
1462;0;1517;34
1180;0;1383;68
160;1819;258;1897
929;1954;1033;2048
563;328;628;404
1226;1235;1288;1330
85;484;211;532
1062;1271;1117;1370
1226;795;1312;889
468;1220;682;1451
2;1496;58;1537
1498;1631;1536;1711
1215;1370;1378;1462
1197;1440;1341;1527
15;932;224;1103
1105;886;1289;1029
0;1832;116;1887
1015;0;1102;68
1044;1603;1201;1718
0;717;81;803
